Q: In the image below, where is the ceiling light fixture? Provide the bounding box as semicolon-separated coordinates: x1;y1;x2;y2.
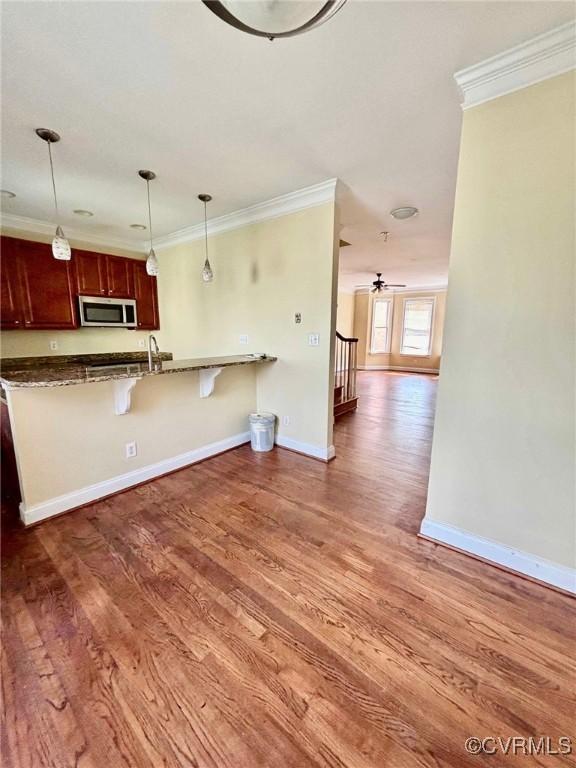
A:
138;170;159;276
1;190;16;199
130;223;147;230
198;194;214;283
201;0;347;41
36;128;71;261
390;206;419;220
73;209;93;217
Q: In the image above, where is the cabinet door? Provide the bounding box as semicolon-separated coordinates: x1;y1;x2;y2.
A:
133;261;160;330
0;237;25;329
75;250;107;296
19;240;77;329
106;255;133;298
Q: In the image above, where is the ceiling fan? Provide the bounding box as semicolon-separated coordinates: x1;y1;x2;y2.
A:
356;273;407;293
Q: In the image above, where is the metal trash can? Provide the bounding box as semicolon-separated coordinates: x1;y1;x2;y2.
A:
249;412;276;452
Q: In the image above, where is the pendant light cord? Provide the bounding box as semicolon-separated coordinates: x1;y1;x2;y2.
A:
47;141;59;223
203;200;209;264
146;179;154;248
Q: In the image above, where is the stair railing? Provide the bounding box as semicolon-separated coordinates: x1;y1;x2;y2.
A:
335;331;358;404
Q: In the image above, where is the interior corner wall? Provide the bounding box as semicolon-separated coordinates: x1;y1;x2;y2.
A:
156;202;338;455
336;292;355;338
422;72;576;581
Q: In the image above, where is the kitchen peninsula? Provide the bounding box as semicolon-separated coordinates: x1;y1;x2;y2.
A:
1;351;276;526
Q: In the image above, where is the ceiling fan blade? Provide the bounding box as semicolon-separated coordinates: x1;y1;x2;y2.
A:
385;284;407;288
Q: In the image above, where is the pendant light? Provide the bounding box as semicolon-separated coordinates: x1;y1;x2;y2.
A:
199;194;214;283
201;0;347;41
138;170;159;276
36;128;71;261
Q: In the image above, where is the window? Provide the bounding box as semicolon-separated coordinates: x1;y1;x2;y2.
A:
401;298;435;356
370;298;392;354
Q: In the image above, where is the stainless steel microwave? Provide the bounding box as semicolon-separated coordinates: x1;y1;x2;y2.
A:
78;296;137;328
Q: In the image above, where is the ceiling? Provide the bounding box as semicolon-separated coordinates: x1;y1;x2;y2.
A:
2;1;573;290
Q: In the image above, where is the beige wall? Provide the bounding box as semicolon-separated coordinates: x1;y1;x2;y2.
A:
336;292;355;338
8;365;256;509
0;228;151;357
4;201;338;518
423;72;575;572
156;203;338;452
353;289;446;371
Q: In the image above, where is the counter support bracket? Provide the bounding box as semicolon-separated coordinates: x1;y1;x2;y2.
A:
113;377;141;415
199;368;223;398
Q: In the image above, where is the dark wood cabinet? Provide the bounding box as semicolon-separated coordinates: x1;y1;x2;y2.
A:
106;255;133;298
74;250;107;296
1;236;159;332
1;237;77;330
74;251;133;298
0;240;24;329
133;260;160;330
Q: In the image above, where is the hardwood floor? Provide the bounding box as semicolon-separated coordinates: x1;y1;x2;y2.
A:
2;371;574;767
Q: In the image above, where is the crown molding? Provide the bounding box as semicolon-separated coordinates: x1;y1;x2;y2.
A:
154;178;338;251
0;213;145;253
1;179;338;254
455;21;576;110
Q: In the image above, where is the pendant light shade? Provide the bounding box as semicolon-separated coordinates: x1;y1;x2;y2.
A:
138;170;159;276
36;128;71;261
201;0;347;40
146;247;159;277
52;225;72;261
199;194;214;283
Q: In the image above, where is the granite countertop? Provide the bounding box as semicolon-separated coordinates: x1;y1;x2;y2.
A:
0;354;276;389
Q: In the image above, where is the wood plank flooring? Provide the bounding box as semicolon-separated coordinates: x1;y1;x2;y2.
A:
2;371;575;767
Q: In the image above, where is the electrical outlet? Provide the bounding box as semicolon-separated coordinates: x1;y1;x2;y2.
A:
125;441;137;459
308;333;320;346
282;415;290;426
49;340;58;351
239;334;249;345
295;313;302;324
137;339;146;348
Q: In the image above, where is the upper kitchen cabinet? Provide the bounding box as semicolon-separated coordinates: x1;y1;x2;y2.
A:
106;255;133;298
0;239;24;329
1;237;77;330
133;260;160;329
74;250;133;298
74;250;106;296
1;236;159;331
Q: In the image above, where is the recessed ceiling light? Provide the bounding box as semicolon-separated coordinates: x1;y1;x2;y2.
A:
390;206;419;220
130;223;147;230
73;209;93;217
1;190;16;199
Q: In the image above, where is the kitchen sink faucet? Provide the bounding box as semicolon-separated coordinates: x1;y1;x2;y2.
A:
148;334;160;370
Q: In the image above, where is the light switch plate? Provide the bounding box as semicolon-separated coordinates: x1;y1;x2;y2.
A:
308;333;320;346
239;335;249;345
49;340;58;351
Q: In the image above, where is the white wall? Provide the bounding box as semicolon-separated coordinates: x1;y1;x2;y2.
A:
422;72;575;589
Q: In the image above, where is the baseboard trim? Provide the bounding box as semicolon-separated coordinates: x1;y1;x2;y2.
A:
275;435;336;462
358;365;440;374
419;519;576;595
20;431;251;527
